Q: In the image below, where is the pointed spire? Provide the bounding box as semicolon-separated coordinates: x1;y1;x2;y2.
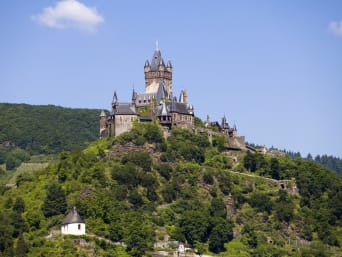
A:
112;91;118;104
179;90;184;103
145;59;150;67
132;87;137;101
161;101;168;116
100;110;106;117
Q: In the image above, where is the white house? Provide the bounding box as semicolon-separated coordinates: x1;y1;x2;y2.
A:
61;206;86;235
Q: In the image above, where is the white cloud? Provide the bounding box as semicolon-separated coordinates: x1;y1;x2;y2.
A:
32;0;104;32
329;20;342;36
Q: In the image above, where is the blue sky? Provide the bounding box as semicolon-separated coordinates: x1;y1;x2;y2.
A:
1;0;342;157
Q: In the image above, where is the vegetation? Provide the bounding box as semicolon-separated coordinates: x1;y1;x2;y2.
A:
0;103;100;171
0;122;341;256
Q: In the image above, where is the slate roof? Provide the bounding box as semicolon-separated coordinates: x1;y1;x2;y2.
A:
169;101;193;115
62;207;84;225
156;81;167;103
135;93;155;107
114;103;137;115
157;101;170;116
150;49;163;71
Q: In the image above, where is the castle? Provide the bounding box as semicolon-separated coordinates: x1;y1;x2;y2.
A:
99;46;244;148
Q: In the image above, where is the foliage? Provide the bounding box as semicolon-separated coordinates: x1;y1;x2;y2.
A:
42;183;67;218
0;123;341;256
313;154;342;178
15;234;28;257
0;103;100;155
208;217;234;253
248;192;273;214
241;223;258;248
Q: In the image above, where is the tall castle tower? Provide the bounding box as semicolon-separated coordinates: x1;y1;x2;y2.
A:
144;44;172;98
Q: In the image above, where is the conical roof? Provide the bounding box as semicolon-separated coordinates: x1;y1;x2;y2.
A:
150;49;163;71
100;110;106;117
62;207;84;225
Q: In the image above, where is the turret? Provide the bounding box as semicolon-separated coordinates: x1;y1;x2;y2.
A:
145;44;172;97
132;88;137;104
112;91;118;112
159;58;165;71
222;114;229;129
166;60;172;72
99;110;107;137
179;90;188;103
144;60;150;72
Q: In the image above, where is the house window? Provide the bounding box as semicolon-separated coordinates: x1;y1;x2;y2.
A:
78;224;81;230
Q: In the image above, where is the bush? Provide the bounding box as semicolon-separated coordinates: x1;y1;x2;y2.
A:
249;192;273;214
122;152;152;172
203;172;214;185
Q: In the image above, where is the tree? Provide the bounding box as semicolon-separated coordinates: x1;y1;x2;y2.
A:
241;223;258;248
42;183;67;217
274;190;294;222
179;210;210;246
15;234;28;257
208;218;234;253
5;155;17;170
13;197;25;214
209;198;226;219
249;192;273;214
270;158;280;180
0;212;14;255
126;221;153;257
11;212;27;238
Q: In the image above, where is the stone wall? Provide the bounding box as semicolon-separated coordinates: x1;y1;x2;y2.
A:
114;115;137;136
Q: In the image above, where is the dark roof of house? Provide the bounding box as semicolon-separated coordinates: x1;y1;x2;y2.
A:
114;103;137;115
169;101;193;115
156;81;167;103
62;207;84;225
157;101;170;116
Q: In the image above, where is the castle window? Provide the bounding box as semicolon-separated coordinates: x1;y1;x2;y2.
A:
78;224;81;230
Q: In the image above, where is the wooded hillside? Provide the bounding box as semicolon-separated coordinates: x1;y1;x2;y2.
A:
0;123;341;257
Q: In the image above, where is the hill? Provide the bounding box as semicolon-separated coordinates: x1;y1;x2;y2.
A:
0;103;100;170
0;123;341;257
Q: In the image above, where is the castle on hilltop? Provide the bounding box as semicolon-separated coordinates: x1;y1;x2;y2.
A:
99;46;244;148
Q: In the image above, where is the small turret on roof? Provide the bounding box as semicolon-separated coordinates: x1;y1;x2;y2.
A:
112;91;118;104
100;110;106;117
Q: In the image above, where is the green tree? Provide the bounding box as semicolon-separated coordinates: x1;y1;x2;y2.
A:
5;155;17;170
13;197;25;214
208;218;234;253
0;212;14;256
15;234;28;257
42;183;67;217
125;221;153;257
208;198;226;218
179;210;210;246
270;158;280;179
241;223;258;248
249;192;273;214
274;190;294;222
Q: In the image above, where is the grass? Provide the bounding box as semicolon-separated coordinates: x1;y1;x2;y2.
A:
6;162;50;186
